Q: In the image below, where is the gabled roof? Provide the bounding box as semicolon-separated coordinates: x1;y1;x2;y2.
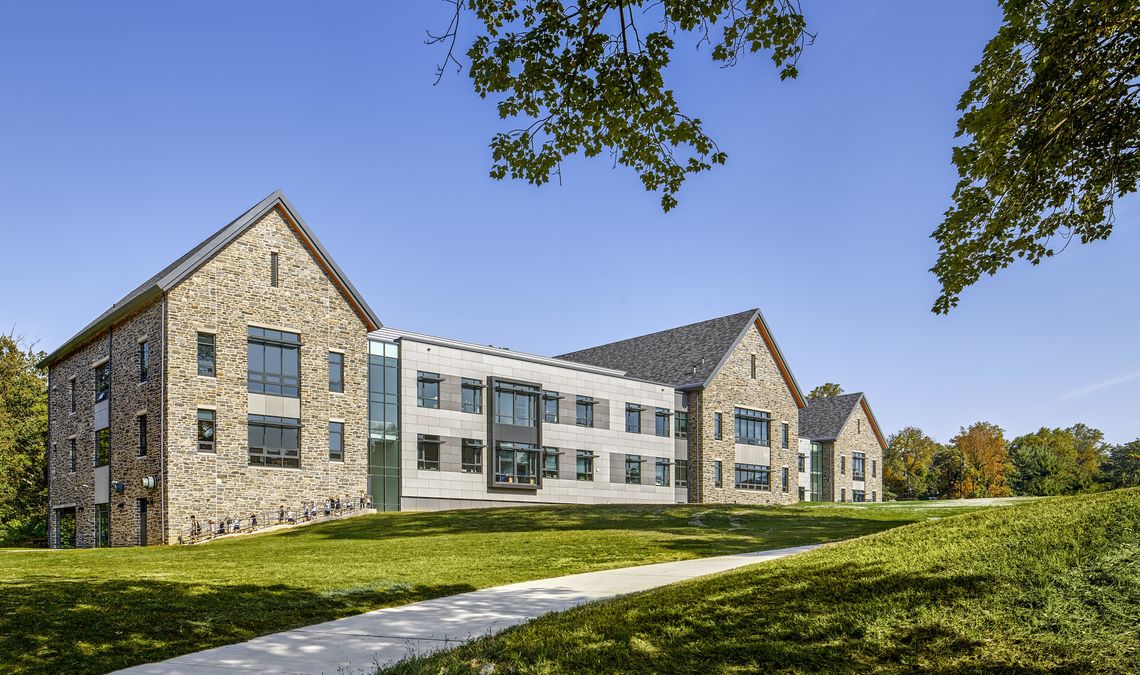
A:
799;392;887;449
40;191;381;368
556;308;806;407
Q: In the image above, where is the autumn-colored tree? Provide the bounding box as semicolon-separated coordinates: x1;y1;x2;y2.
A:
929;443;972;499
808;383;843;400
951;422;1012;498
884;427;939;500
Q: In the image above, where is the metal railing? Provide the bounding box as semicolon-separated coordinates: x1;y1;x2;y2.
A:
177;495;374;544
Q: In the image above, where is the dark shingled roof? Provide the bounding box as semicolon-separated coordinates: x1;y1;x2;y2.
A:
556;309;760;387
798;393;865;441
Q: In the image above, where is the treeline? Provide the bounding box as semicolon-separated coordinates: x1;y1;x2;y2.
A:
0;334;48;544
884;421;1140;500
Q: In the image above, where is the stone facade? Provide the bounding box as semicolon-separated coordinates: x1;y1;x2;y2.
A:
162;207;370;543
829;401;884;502
689;321;800;505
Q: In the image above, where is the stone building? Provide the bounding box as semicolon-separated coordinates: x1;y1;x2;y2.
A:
43;191;886;547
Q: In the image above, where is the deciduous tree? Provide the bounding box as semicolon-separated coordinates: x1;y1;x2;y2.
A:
884;427;939;499
951;422;1011;498
807;383;843;400
0;334;48;543
1100;439;1140;489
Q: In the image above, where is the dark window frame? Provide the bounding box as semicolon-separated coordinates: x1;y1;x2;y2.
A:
137;414;147;456
462;439;484;474
94;361;110;403
247;327;301;398
735;463;771;491
781;422;789;449
625;403;642;434
655;457;670;487
416;371;441;409
270;251;279;287
714;460;723;488
68;378;76;413
494;381;538;427
329;421;344;462
624;454;642;484
674;411;688;439
575;395;595;427
575;450;594;481
782;466;789;492
247;415;300;468
713;412;723;440
493;441;540;486
853;452;866;481
734;407;771;446
138;340;150;383
94;428;110;467
197;332;216;377
328;352;345;393
853;490;866;503
541;391;560;423
461;378;484;414
798;453;806;472
675;459;689;487
417;434;442;471
542;447;559;479
197;409;216;453
68;438;77;472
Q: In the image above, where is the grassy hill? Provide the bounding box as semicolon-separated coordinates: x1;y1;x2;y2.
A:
390;489;1140;674
0;501;988;674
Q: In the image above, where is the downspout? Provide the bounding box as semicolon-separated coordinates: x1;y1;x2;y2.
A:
107;325;113;547
46;367;52;547
160;296;167;544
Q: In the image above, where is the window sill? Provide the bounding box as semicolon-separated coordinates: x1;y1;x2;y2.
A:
245;464;302;470
490;482;539;491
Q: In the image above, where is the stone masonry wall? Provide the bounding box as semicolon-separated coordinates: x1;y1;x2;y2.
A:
163;207;369;543
693;322;800;505
831;401;884;502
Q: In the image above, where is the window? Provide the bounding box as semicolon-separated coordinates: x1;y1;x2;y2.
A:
840;488;846;502
68;438;77;472
94;361;110;403
799;486;806;501
625;454;642;484
462;439;483;474
494;381;538;427
674;411;688;439
675;459;689;487
94;428;110;466
782;466;789;493
197;410;216;453
714;460;723;488
417;434;441;471
872;490;877;502
95;503;110;548
461;378;483;414
840;455;846;475
139;341;150;383
270;251;279;287
329;422;344;461
781;423;789;449
494;441;539;485
575;396;595;427
248;327;301;397
625;403;642;433
655;458;670;487
735;463;771;491
416;371;441;408
69;378;76;413
798;453;806;472
248;415;300;467
575;450;594;481
328;352;344;393
853;490;866;503
872;459;877;478
654;408;670;437
750;353;757;379
853;452;866;481
542;391;559;423
714;412;723;440
197;332;216;377
734;408;771;446
543;448;559;479
248;416;300;467
137;415;147;456
857;418;862;434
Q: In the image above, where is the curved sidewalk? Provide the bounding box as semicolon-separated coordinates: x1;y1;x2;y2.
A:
117;543;821;675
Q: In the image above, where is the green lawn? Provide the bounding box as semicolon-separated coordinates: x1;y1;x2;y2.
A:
388;489;1140;674
0;501;991;674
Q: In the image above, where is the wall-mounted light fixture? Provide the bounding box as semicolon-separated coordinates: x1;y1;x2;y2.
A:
142;475;158;489
111;481;126;494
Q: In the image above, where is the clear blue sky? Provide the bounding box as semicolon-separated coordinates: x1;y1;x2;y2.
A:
1;2;1137;444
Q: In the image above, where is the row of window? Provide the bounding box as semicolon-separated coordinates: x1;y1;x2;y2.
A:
839;489;877;502
710;460;791;493
193;410;344;468
838;452;877;480
709;409;791;448
195;328;347;395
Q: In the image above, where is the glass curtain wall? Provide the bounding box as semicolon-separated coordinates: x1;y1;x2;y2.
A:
368;341;401;511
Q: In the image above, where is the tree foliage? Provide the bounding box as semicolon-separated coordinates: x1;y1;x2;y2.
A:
433;0;811;211
883;426;940;499
807;382;842;400
931;0;1140;313
0;334;48;543
1100;440;1140;489
951;421;1012;498
1009;425;1106;495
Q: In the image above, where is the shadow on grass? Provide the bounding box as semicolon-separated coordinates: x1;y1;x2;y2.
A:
0;576;475;675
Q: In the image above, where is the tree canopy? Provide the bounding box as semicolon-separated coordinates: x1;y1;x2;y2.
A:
0;334;48;543
807;382;843;400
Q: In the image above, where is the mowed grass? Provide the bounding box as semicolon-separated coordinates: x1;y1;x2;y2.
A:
0;501;990;674
388;489;1140;674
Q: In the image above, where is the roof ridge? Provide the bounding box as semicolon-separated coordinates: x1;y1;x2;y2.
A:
557;308;757;357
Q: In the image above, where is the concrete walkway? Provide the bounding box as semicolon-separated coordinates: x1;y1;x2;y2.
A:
117;544;821;675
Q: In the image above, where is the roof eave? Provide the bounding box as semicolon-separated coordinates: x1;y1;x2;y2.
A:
38;286;163;369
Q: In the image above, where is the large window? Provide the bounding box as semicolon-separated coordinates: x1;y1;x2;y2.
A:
853;490;866;503
714;460;723;488
462;439;483;474
461;378;483;414
248;327;300;397
655;457;670;486
542;391;560;423
494;381;538;427
654;408;670;437
735;463;771;491
713;412;723;440
94;428;110;467
494;441;539;486
675;459;689;487
675;411;688;439
625;454;642;484
575;396;595;427
543;447;559;479
197;332;215;377
248;415;300;468
625;404;642;433
328;352;344;393
94;361;110;403
139;341;150;383
137;414;147;456
417;434;441;470
329;422;344;461
197;410;215;452
416;372;441;408
853;452;866;481
734;408;770;446
576;450;594;481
